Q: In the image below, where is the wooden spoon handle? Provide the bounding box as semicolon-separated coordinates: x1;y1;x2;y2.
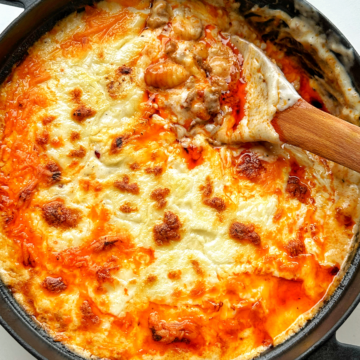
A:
272;99;360;173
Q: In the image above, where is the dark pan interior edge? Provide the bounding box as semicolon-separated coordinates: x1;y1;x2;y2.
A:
0;0;360;359
0;283;84;360
0;0;96;84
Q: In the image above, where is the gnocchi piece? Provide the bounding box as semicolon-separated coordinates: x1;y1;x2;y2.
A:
172;16;203;41
208;44;233;78
147;0;172;29
145;61;190;89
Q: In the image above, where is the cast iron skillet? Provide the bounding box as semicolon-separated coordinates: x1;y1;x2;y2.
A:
0;0;360;359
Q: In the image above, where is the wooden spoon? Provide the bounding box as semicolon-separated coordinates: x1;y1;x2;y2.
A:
232;36;360;174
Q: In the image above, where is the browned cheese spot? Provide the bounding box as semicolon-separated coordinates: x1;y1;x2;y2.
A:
36;131;49;146
71;105;96;122
68;145;87;159
203;197;226;212
42;276;67;293
286;177;308;203
148;312;199;344
151;188;170;209
106;66;133;99
70;131;81;142
118;65;132;75
110;134;130;155
42;115;56;125
237;153;266;181
42;201;81;228
145;274;158;285
120;202;138;214
43;161;62;184
285;239;306;257
153;211;182;246
200;176;213;198
145;166;163;176
114;175;140;195
229;222;261;246
129;162;140;171
168;270;182;280
70;88;83;103
191;260;204;276
80;179;100;192
80;300;101;327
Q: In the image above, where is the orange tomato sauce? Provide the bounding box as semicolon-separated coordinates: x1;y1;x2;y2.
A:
0;3;348;359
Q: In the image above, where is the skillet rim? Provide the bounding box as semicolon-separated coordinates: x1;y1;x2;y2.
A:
0;0;360;359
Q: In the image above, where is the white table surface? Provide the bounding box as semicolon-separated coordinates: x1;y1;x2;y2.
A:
0;0;360;359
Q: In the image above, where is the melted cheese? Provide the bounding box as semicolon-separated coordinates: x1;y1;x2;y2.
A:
0;1;359;360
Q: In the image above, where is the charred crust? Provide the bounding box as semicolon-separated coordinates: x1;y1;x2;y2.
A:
229;222;261;246
150;188;170;209
42;277;67;293
71;105;96;122
42;201;80;228
285;239;306;257
114;175;140;195
153;211;182;246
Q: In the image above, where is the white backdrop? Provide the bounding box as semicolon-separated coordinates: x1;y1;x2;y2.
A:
0;0;360;358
